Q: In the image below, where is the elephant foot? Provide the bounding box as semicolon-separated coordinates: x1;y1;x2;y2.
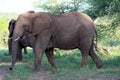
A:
79;63;87;68
51;67;57;74
34;68;40;72
96;60;103;69
52;67;57;71
51;64;57;68
96;63;103;69
34;66;40;72
51;67;57;71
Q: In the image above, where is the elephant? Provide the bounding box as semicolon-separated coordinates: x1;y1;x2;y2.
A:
8;19;56;68
9;11;103;71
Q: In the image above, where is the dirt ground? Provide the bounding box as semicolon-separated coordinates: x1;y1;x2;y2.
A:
0;66;55;80
0;68;119;80
0;68;7;80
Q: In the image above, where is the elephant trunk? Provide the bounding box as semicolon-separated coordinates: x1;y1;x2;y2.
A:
10;34;20;70
8;39;12;55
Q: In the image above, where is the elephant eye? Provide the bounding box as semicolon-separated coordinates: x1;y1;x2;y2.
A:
23;24;28;30
23;24;31;33
23;24;27;28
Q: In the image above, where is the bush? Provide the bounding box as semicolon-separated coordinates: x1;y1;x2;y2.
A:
0;18;8;49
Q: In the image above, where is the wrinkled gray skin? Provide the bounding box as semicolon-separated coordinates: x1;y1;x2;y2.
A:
10;11;103;71
8;19;56;68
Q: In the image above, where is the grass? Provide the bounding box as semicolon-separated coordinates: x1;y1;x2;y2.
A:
0;47;120;80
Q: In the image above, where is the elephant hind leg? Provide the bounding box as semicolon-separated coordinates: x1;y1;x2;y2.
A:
89;40;103;68
78;37;94;68
45;48;56;68
79;50;88;68
79;45;90;68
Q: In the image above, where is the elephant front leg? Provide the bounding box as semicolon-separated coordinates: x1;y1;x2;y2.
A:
34;29;51;71
34;43;45;71
45;48;56;68
80;52;88;68
34;51;44;71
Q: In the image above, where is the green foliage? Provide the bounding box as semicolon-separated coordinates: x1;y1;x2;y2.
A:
95;12;120;46
0;12;18;49
85;0;120;19
0;18;8;30
0;18;8;49
0;49;11;61
35;0;120;18
34;0;85;14
0;12;18;22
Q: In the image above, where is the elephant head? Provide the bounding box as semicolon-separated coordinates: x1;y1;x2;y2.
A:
8;11;36;62
10;12;52;70
8;19;28;61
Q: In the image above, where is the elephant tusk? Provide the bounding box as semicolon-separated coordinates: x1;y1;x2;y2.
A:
14;36;20;41
8;37;13;40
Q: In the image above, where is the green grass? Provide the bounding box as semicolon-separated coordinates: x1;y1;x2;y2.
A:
0;47;120;80
5;65;32;80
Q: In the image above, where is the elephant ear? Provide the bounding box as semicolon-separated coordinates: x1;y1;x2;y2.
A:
8;19;16;55
8;19;16;37
32;13;51;36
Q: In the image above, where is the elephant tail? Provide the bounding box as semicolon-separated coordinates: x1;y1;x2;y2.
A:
94;28;99;52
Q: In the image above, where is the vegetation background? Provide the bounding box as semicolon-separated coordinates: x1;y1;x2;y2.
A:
0;0;120;80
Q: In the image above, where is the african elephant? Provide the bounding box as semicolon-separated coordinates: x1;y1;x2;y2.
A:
10;11;103;71
8;19;56;68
